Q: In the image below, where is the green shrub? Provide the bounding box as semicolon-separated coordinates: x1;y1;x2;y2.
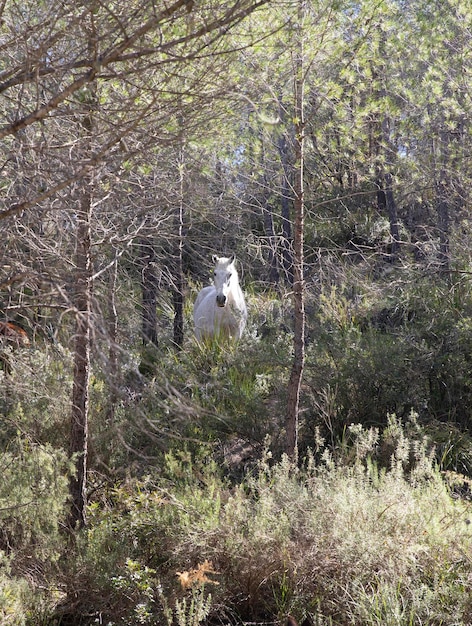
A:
72;431;472;625
300;270;472;469
0;346;72;449
0;437;71;561
113;302;293;475
0;437;71;626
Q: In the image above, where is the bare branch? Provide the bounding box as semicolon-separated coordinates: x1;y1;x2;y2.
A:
0;0;269;140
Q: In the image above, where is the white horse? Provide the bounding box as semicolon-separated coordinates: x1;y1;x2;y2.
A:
193;255;247;342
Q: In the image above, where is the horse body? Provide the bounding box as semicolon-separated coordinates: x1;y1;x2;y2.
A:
193;255;247;341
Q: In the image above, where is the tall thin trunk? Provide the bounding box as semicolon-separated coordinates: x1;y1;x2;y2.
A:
106;250;119;423
69;188;92;529
262;191;280;286
141;237;159;347
436;180;450;272
377;170;400;260
172;241;184;350
371;31;400;262
69;8;96;530
381;101;400;260
278;129;294;285
139;235;159;376
435;129;451;274
286;0;305;461
259;130;280;286
173;153;185;350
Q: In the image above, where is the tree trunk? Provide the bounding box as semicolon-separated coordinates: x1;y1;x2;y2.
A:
385;173;400;259
371;31;400;262
259;131;280;286
68;9;96;530
278;129;294;285
139;236;159;376
286;0;305;461
377;171;400;260
435;129;451;274
172;245;184;349
172;145;185;350
436;180;450;272
106;251;119;423
69;171;93;530
262;192;280;286
141;238;159;347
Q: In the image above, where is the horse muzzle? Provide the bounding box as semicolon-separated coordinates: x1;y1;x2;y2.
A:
216;294;226;307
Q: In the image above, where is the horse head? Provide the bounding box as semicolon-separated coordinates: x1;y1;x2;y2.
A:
212;254;236;308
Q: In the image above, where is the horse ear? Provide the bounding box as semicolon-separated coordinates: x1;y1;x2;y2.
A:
212;254;219;264
229;253;236;264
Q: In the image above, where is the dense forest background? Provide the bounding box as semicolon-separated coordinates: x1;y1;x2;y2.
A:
2;0;472;624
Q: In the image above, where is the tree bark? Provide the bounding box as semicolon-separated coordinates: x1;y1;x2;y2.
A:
259;130;280;286
172;244;184;349
436;179;450;272
377;170;400;260
69;189;92;529
435;129;451;274
278;128;294;285
371;30;400;262
68;9;96;530
286;0;305;461
173;153;185;350
140;237;159;347
262;191;280;286
385;173;400;259
106;250;119;423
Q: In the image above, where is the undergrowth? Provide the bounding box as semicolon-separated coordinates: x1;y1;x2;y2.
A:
64;424;472;625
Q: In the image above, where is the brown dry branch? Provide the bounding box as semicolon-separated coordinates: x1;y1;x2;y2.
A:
176;560;220;590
